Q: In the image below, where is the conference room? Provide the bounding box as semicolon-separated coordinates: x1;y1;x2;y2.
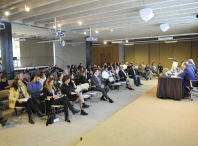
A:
0;0;198;146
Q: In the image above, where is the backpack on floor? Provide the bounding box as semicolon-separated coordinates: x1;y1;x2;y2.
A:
46;112;56;126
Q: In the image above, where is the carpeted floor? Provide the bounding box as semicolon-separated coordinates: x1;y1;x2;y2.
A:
77;84;198;146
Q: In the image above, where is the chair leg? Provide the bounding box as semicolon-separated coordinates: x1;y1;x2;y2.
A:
14;108;18;115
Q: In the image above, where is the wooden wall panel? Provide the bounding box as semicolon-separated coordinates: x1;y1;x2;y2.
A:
150;43;160;65
93;43;119;66
192;41;198;66
173;41;191;63
124;45;135;63
160;43;174;68
135;44;149;65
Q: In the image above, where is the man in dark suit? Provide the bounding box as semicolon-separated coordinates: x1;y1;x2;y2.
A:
91;69;114;103
176;61;196;94
119;65;134;90
128;65;143;86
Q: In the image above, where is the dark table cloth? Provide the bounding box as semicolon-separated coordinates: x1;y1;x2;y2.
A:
157;76;184;100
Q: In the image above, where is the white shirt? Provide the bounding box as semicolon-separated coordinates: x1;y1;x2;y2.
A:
40;78;45;87
102;71;109;79
116;68;119;75
123;64;127;70
23;73;30;81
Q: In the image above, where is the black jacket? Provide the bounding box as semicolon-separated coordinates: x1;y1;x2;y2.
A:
60;83;76;97
128;68;136;78
43;86;59;101
119;70;127;81
79;76;88;84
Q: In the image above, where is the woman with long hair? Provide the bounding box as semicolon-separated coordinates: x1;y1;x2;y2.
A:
9;79;43;124
43;78;78;123
55;73;63;89
60;75;89;116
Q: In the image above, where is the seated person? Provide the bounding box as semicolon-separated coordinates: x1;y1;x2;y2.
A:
63;68;69;76
17;72;28;89
188;60;196;75
55;73;63;89
24;70;31;81
61;75;89;115
158;63;163;74
128;65;143;86
39;72;46;87
151;62;159;76
69;73;79;85
176;61;196;95
27;74;45;113
119;65;134;90
91;68;114;103
84;69;91;80
0;75;11;90
43;78;77;123
79;71;88;84
145;64;153;80
102;67;112;88
9;79;43;124
0;110;7;126
188;59;196;72
138;63;148;80
43;73;54;87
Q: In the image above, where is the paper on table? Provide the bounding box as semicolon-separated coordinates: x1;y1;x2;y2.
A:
20;97;31;102
83;95;89;98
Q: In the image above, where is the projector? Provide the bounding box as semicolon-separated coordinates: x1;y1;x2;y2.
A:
86;37;98;41
139;8;155;21
50;31;65;37
0;23;5;29
160;23;170;32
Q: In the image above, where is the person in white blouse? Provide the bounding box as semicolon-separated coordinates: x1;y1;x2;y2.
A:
39;72;46;87
102;67;112;88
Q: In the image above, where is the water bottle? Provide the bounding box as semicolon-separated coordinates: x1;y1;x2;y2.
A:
18;117;22;125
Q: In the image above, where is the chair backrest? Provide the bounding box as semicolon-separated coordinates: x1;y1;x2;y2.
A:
109;77;115;82
0;90;9;101
81;83;89;90
75;85;82;93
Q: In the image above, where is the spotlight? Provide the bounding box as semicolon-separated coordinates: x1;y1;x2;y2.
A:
53;25;56;29
95;30;98;33
58;24;61;27
111;28;113;31
25;5;30;12
126;40;128;43
104;41;107;44
84;32;86;34
5;11;10;16
78;20;82;25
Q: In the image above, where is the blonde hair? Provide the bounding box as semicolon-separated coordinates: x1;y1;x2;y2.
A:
45;78;57;93
80;71;85;76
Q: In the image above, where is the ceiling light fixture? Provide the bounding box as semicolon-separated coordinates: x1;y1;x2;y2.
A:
158;36;173;40
78;20;82;25
139;8;155;21
25;5;30;12
126;40;128;43
104;41;107;44
124;42;134;45
111;28;113;31
112;41;123;44
160;23;170;32
95;30;98;33
165;40;177;43
58;24;61;27
53;25;56;29
84;32;86;34
5;11;10;16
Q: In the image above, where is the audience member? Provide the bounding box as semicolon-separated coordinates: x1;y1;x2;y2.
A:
188;60;196;75
138;63;148;80
9;79;43;124
79;71;88;84
145;64;153;80
91;69;114;103
128;65;143;86
158;63;163;74
27;74;45;113
61;75;89;115
78;63;83;70
119;65;134;90
102;67;112;88
63;68;69;76
24;70;31;81
43;73;54;87
188;59;196;72
151;62;159;77
39;72;46;87
67;65;70;73
0;75;10;90
43;78;76;123
55;73;63;89
17;72;27;89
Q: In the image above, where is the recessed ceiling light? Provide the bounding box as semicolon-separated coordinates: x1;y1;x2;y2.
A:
58;24;61;27
111;28;113;31
53;25;56;29
126;40;128;43
84;32;86;34
78;20;82;25
104;41;107;44
25;5;30;12
5;11;10;16
95;30;98;33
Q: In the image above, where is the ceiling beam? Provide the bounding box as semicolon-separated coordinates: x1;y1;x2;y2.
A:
0;0;23;7
9;0;99;21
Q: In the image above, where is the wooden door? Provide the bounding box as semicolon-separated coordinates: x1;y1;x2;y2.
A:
100;53;111;67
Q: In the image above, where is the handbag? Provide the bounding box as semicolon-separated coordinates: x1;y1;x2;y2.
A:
46;112;56;126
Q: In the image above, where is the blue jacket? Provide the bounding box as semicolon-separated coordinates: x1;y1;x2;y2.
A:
191;64;196;72
27;81;42;97
178;66;196;86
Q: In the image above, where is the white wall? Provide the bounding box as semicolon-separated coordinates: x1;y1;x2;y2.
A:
54;42;86;69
